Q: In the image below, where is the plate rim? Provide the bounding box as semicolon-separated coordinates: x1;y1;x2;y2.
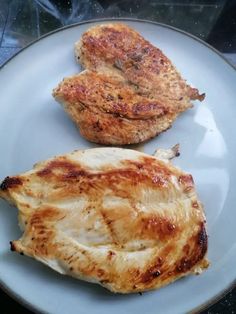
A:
0;17;235;314
1;17;235;72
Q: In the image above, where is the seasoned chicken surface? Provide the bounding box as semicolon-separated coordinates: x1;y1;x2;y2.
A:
53;70;175;145
0;147;208;293
53;23;205;145
75;23;205;107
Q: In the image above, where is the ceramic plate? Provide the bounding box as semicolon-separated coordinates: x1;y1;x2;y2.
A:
0;19;236;314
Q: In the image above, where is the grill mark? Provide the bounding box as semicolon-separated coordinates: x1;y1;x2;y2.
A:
37;168;52;176
35;156;173;193
175;223;208;274
25;207;62;258
37;160;83;177
100;209;118;245
198;223;208;257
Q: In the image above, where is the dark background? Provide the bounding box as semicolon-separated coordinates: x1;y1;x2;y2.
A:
0;0;236;313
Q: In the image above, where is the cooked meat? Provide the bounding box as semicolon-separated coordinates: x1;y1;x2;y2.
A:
53;23;204;145
75;23;205;111
54;70;168;119
53;70;177;145
0;147;209;293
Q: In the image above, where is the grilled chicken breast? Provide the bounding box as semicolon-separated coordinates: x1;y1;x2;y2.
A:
0;147;208;293
53;23;204;145
53;70;176;145
75;23;204;107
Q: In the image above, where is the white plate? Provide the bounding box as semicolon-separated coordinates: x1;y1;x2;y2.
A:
0;18;236;314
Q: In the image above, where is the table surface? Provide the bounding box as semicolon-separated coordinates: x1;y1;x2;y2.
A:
0;1;236;313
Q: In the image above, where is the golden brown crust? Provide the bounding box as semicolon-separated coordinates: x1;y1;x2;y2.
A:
53;23;205;145
0;148;209;293
76;23;205;108
53;71;177;145
54;71;168;120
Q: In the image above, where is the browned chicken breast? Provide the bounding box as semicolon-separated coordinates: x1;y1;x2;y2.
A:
0;147;209;293
53;70;177;145
53;23;204;145
75;23;205;109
